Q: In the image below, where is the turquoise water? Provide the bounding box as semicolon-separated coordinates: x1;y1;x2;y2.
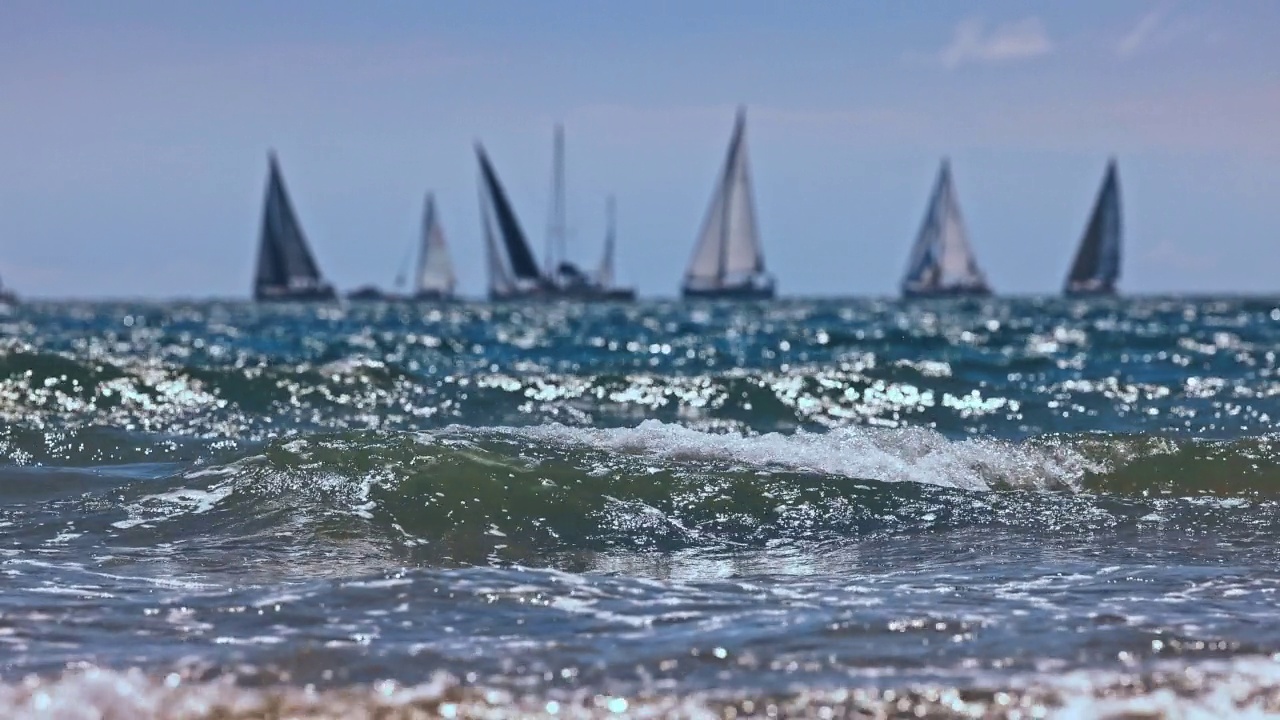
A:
3;298;1280;718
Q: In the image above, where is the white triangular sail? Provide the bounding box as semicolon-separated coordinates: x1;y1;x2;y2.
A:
902;160;990;295
416;194;456;297
684;109;767;292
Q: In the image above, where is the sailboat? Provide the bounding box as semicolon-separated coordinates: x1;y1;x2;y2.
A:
412;193;457;300
593;197;636;301
540;125;636;300
477;135;635;302
347;193;457;302
477;143;552;300
253;153;337;302
900;159;992;298
1064;159;1122;297
0;276;17;306
682;107;774;300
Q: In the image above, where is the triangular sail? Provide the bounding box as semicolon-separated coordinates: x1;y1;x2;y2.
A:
476;145;542;283
684;108;767;291
483;196;515;297
255;154;329;297
595;197;617;288
416;194;456;296
901;160;989;295
1065;160;1122;294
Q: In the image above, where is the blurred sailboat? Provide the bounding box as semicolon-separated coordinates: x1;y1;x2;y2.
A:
682;108;774;300
348;193;457;302
478;144;549;300
411;194;457;300
1064;160;1122;297
593;197;636;301
253;153;337;302
0;276;17;306
477;135;635;302
900;159;992;298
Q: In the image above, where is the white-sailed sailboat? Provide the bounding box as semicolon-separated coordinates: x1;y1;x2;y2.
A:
593;196;635;300
253;152;337;302
1064;159;1122;297
900;159;992;299
413;193;457;300
682;108;775;300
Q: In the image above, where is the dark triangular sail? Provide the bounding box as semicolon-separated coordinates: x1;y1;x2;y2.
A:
476;145;542;286
1065;160;1122;296
254;153;333;300
901;160;991;297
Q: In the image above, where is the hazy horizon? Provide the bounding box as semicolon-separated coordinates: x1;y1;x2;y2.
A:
3;1;1279;299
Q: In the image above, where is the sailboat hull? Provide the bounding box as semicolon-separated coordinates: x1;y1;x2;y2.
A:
1064;285;1117;298
490;287;636;303
901;286;992;300
255;285;338;302
682;284;775;301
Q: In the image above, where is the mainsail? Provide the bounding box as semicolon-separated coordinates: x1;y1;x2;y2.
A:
683;108;772;296
476;144;545;297
254;153;334;301
595;196;617;289
1064;160;1122;296
415;193;456;298
901;160;991;297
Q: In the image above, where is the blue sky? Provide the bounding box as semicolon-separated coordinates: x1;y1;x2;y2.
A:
2;1;1278;298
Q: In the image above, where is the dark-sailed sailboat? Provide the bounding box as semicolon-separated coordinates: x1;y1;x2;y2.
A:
253;153;337;302
478;143;550;300
901;159;992;299
477;137;635;302
682;107;774;300
1064;159;1122;297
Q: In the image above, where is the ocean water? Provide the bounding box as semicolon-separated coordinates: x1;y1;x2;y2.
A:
3;297;1280;718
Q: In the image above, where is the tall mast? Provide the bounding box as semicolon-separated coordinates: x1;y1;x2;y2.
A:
547;123;567;276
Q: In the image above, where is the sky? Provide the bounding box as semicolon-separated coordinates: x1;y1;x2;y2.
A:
2;1;1279;299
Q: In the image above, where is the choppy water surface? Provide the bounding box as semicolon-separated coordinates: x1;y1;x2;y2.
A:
4;297;1280;718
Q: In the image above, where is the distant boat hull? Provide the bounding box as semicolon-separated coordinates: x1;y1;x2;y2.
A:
682;282;775;301
490;286;637;303
345;288;456;303
901;286;992;300
255;285;338;302
1064;285;1117;298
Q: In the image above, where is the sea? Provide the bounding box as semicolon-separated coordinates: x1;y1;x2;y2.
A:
3;297;1280;719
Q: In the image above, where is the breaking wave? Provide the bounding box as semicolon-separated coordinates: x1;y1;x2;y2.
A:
5;421;1280;567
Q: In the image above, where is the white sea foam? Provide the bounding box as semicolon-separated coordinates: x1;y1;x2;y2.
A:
4;658;1280;719
504;420;1089;491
